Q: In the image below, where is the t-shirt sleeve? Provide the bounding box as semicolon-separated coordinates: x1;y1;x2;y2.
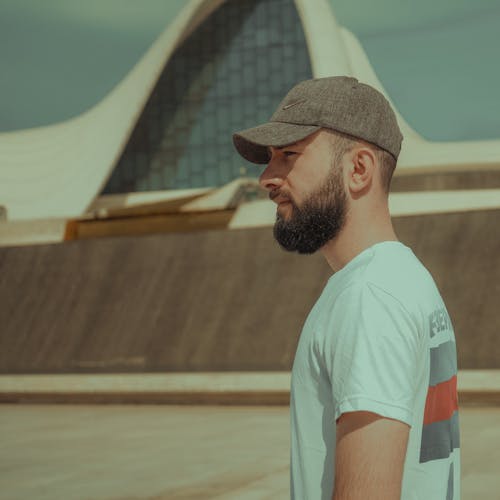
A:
318;281;423;426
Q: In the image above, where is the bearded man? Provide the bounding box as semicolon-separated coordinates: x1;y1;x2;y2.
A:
233;76;461;500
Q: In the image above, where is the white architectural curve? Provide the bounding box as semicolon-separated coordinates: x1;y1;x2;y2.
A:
0;0;208;221
339;28;500;173
0;0;498;222
297;1;500;174
294;0;352;77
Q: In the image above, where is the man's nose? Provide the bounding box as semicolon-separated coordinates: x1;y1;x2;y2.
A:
259;158;285;192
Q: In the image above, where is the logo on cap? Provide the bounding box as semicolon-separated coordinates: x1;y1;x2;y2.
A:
282;99;306;110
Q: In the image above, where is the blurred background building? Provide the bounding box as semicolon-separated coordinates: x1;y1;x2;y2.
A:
0;0;499;389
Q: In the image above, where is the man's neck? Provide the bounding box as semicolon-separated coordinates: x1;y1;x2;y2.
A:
320;205;398;272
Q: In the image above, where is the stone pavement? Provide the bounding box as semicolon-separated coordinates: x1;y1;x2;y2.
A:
0;405;499;499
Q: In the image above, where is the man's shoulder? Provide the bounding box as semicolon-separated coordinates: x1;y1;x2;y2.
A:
367;241;432;284
333;242;442;314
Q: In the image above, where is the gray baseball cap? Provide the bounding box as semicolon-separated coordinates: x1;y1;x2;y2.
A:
233;76;403;163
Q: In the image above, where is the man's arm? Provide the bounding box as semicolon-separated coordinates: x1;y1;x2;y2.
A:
332;410;410;500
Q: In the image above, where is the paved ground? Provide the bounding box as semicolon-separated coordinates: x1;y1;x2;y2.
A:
0;405;499;499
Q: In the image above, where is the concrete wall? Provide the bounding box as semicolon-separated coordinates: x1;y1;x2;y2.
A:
1;209;498;374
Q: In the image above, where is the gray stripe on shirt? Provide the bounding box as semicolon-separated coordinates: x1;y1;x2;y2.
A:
429;340;457;386
420;411;460;463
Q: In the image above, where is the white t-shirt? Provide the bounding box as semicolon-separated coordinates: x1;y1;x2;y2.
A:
290;241;460;499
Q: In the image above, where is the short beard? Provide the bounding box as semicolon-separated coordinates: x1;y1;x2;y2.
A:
273;167;347;254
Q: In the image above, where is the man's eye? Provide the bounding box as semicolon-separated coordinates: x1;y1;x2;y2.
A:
283;151;298;157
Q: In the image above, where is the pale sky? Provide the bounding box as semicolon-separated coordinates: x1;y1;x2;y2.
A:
1;0;499;141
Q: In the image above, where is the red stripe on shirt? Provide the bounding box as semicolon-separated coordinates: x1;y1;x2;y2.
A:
423;374;458;425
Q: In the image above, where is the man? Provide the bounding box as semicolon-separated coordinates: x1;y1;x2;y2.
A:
232;76;460;499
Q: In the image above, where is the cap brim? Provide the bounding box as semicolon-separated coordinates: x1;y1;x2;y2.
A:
233;122;321;164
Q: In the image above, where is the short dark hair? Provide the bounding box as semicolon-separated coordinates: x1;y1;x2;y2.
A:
328;129;396;193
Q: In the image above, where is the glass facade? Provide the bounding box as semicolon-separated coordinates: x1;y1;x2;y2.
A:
102;0;312;194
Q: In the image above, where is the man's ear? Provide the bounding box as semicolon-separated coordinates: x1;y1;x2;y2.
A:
347;147;376;194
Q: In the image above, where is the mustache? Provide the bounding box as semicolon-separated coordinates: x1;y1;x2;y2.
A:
269;189;292;202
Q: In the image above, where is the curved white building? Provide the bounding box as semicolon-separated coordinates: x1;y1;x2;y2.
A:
0;0;498;227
